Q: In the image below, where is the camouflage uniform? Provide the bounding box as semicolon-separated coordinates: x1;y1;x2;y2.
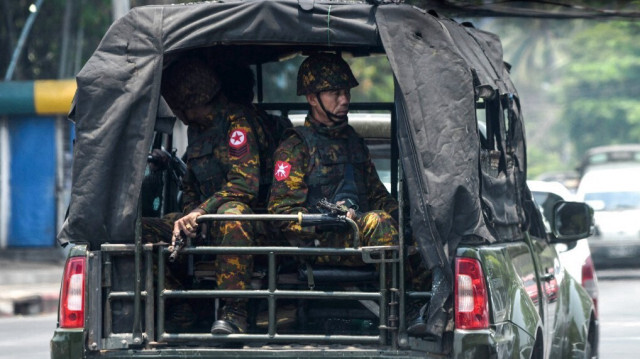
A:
216;63;292;212
272;53;426;335
268;118;399;265
143;56;267;333
268;53;398;264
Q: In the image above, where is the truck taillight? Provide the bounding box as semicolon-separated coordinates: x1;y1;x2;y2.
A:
455;257;489;330
582;256;598;318
59;257;86;328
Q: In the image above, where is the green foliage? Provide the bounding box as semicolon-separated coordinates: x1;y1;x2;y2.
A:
487;18;574;86
1;0;113;79
560;21;640;156
349;55;394;103
527;146;567;179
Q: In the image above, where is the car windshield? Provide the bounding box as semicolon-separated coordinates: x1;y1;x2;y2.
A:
584;191;640;211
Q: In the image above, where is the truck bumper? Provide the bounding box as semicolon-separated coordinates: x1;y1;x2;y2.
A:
453;322;536;359
50;328;84;359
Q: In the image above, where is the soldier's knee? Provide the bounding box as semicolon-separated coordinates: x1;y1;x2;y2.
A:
217;201;254;215
216;202;255;243
360;210;398;246
362;210;392;226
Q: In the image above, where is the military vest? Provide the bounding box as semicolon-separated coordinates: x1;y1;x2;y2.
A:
185;118;231;202
292;124;370;213
185;104;288;211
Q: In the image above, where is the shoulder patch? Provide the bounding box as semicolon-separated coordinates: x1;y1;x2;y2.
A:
274;161;291;181
229;129;248;157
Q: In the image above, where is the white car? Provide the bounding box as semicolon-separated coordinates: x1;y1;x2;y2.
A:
576;164;640;268
528;180;599;317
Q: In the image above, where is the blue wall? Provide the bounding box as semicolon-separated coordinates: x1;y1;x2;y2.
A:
8;117;56;247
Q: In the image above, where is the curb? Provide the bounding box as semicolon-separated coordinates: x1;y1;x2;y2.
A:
0;284;60;317
0;248;65;317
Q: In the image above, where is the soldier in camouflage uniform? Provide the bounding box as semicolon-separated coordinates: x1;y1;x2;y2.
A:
142;56;266;335
217;63;293;211
267;53;399;264
267;53;430;335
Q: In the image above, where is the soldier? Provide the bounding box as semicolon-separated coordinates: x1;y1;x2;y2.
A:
143;55;265;335
267;53;431;334
267;52;399;263
216;63;292;211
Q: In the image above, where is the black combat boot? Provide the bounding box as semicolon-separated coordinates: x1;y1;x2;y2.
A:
406;301;429;336
211;300;248;334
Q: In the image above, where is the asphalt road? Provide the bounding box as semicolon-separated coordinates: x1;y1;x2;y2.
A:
1;269;639;358
597;268;640;358
0;312;56;359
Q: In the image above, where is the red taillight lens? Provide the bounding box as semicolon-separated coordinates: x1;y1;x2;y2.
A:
455;257;489;330
581;256;599;318
59;257;86;328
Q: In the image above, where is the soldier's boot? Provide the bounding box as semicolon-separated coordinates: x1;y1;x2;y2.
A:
211;300;248;334
406;300;429;336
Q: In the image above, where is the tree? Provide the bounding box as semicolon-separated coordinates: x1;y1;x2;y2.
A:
1;0;115;80
409;0;640;177
1;0;186;80
560;20;640;157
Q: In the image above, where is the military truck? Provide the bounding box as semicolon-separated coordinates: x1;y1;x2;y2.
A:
50;1;597;358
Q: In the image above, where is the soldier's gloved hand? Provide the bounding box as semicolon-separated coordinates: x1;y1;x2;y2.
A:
173;209;204;241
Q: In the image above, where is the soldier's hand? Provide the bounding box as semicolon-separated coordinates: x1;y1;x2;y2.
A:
336;200;358;220
148;148;170;171
173;209;204;241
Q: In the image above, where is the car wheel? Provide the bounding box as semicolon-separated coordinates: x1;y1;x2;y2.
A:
575;330;596;359
530;334;543;359
583;338;593;359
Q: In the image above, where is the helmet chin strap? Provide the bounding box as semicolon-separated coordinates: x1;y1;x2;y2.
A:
316;93;348;124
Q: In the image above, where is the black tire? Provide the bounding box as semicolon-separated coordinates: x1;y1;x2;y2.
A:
530;334;543;359
583;337;593;359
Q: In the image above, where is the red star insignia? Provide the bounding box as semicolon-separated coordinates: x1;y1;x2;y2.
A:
229;129;247;148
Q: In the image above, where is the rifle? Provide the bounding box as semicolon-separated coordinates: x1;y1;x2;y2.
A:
147;147;187;189
168;232;187;263
312;198;361;248
316;197;361;219
316;198;349;216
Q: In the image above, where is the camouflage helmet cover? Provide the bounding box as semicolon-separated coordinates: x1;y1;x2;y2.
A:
296;53;359;96
161;56;221;111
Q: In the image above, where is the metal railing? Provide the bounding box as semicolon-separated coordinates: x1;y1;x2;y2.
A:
98;213;404;349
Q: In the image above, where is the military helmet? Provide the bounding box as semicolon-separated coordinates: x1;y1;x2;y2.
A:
161;57;221;111
296;53;359;96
